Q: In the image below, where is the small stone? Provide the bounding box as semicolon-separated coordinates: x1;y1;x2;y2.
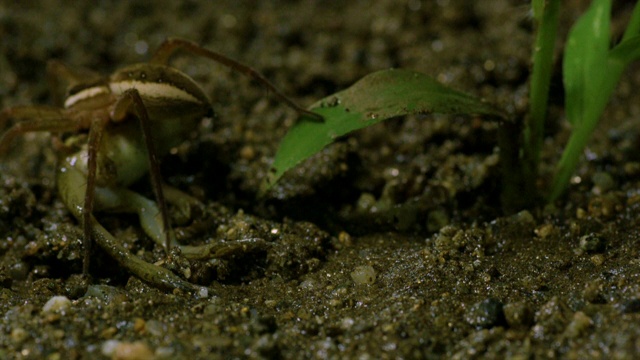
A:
197;287;208;299
590;254;605;266
624;162;640;176
338;231;352;246
426;209;449;232
239;145;255;160
42;295;71;313
155;346;175;358
9;261;29;281
100;326;117;339
101;340;120;357
583;280;606;304
465;298;506;329
133;318;146;333
52;329;65;339
588;195;620;219
619;298;640;314
563;311;592;338
356;193;377;212
535;224;556;239
579;233;606;254
145;319;166;337
576;207;587;219
85;284;127;303
64;274;89;299
350;265;377;285
533;297;571;339
340;317;355;330
10;327;29;344
591;172;615;194
503;301;534;328
512;210;535;227
102;340;154;360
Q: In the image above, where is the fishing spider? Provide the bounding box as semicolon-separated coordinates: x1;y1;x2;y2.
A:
0;38;320;292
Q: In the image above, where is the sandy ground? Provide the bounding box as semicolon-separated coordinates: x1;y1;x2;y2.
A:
1;0;640;359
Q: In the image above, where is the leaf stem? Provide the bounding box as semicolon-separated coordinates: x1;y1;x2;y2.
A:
523;0;560;197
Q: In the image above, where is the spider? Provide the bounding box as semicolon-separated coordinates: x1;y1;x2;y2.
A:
0;38;321;293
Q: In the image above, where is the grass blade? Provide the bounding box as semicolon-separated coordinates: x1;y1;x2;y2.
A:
562;0;611;127
610;35;640;65
549;0;640;201
520;0;560;205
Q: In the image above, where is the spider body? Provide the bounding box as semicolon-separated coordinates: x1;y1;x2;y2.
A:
61;63;212;188
0;38;319;293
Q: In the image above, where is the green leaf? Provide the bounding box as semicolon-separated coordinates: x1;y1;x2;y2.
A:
523;0;560;194
550;0;640;201
610;35;640;65
531;0;548;22
261;69;505;192
622;0;640;41
562;0;611;126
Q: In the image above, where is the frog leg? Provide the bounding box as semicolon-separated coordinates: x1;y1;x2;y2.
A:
57;154;204;293
89;213;203;293
161;183;203;228
92;182;230;261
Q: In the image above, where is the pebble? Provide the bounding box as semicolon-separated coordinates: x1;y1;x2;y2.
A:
145;319;166;337
10;327;29;344
532;297;570;340
563;311;592;338
591;172;615;194
9;261;29;281
42;295;71;313
102;340;154;360
535;223;556;239
588;195;620;219
350;265;377;285
503;301;534;328
426;209;449;232
465;298;505;329
590;254;605;266
85;284;127;303
579;233;606;253
239;145;255;160
356;193;377;212
133;318;146;333
511;210;535;227
619;298;640;314
583;280;606;304
197;287;209;299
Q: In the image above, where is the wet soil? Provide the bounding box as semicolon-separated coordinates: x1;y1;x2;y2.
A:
1;0;640;359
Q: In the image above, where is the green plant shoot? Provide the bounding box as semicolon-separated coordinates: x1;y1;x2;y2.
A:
549;0;640;201
524;0;560;188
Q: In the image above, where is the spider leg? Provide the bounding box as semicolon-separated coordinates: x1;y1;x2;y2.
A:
0;105;102;274
82;117;109;274
0;106;79;155
150;37;323;122
112;89;173;253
